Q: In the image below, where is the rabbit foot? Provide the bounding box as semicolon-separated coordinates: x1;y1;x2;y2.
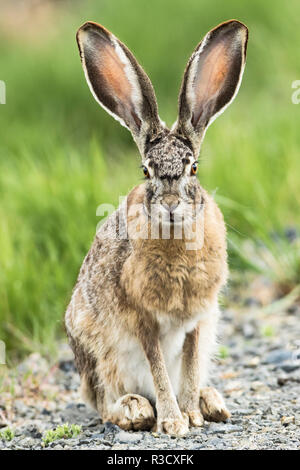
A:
200;387;231;422
107;394;155;431
157;414;189;437
182;409;204;427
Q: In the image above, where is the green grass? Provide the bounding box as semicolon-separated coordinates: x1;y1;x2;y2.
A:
0;427;15;441
261;325;276;338
0;0;300;359
42;423;81;447
218;346;230;360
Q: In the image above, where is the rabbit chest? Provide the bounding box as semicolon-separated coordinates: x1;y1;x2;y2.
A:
121;240;227;320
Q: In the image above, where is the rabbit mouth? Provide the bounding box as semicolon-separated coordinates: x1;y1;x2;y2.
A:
142;202;202;224
143;203;177;222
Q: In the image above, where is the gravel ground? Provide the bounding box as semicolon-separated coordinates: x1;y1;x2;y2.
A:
1;278;300;450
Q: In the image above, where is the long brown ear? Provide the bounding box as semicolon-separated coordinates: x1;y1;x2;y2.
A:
76;21;163;155
174;20;248;155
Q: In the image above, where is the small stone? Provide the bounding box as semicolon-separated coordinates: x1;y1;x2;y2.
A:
263;406;275;416
279;362;300;373
79;438;92;445
242;323;256;339
277;376;300;386
58;360;76;373
281;416;295;426
104;422;120;433
64;438;80;446
263;350;293;365
246;357;260;368
53;444;64;450
206;437;226;448
84;419;103;429
91;431;106;439
233;408;253;416
16;437;37;449
224;380;243;394
111;443;131;450
115;431;143;443
94;439;114;447
251;381;270;392
22;424;42;439
209;423;243;434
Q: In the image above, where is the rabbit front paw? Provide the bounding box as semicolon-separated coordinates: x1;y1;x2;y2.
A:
200;387;231;422
182;409;204;427
157;414;189;437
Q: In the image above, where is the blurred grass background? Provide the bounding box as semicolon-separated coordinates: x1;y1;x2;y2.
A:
0;0;300;359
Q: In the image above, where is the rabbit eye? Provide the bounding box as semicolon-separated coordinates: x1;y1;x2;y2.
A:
142;166;150;178
191;162;198;175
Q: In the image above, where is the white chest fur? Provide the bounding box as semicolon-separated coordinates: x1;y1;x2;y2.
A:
118;308;212;403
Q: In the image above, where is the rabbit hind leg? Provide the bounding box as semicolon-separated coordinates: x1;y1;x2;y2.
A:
68;333;102;412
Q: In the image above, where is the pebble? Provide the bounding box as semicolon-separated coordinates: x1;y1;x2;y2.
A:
233;408;253;416
17;437;38;448
279;362;300;373
242;323;256;339
208;423;243;434
263;349;293;364
246;357;260;368
115;431;143;443
206;437;226;448
280;416;295;426
250;381;269;392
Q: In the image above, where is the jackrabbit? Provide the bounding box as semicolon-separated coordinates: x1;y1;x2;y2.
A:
65;19;248;436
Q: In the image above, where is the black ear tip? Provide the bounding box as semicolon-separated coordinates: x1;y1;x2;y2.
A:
76;21;111;43
209;19;249;51
77;21;93;37
214;19;249;36
227;19;249;36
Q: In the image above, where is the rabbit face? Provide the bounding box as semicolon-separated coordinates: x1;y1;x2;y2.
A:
142;134;203;230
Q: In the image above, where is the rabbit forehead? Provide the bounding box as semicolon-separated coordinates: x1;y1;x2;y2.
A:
146;135;193;178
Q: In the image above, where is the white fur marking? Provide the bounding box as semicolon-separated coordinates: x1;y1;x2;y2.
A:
117;304;217;403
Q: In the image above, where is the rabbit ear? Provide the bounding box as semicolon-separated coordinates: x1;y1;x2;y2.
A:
174;20;248;154
76;22;162;155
